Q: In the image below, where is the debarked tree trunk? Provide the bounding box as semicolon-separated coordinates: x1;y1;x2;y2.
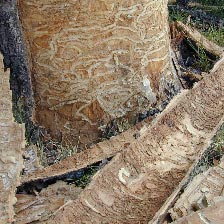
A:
18;0;181;145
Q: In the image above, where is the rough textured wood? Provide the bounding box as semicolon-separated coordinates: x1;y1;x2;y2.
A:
43;51;224;223
172;197;224;224
150;154;224;224
0;54;25;224
21;114;155;184
15;182;82;224
169;158;224;221
18;0;181;145
0;0;33;128
149;155;201;224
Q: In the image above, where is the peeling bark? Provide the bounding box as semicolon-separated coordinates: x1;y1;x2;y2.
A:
0;0;33;130
0;54;25;224
18;0;181;145
172;197;224;224
15;182;82;224
21;114;155;184
43;53;224;223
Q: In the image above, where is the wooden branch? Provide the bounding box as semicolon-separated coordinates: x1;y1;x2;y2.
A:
177;21;224;57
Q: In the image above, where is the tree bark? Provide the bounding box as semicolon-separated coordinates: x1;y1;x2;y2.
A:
0;53;25;224
44;57;224;223
21;113;155;184
0;0;33;129
172;199;224;224
18;0;181;145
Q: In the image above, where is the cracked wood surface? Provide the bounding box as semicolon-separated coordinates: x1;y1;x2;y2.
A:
169;157;224;221
0;54;25;224
172;197;224;224
42;49;224;223
18;0;181;145
150;153;224;224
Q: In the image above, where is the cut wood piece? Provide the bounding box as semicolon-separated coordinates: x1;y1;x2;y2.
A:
21;115;155;184
171;196;224;224
0;54;25;224
169;157;224;221
15;181;82;224
44;49;224;223
177;21;224;57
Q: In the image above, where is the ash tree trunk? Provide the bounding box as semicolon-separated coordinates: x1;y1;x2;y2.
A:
18;0;181;145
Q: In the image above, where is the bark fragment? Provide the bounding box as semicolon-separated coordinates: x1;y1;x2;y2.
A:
172;197;224;224
15;181;82;224
0;0;33;128
21;114;155;184
44;51;224;223
150;154;224;224
0;54;25;224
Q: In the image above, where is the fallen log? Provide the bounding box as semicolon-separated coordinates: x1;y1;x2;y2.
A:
43;48;224;223
177;21;224;57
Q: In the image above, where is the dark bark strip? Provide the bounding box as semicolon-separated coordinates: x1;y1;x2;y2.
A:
0;0;34;139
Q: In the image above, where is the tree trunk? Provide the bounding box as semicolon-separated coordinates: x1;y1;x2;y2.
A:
18;0;181;145
0;53;25;224
44;58;224;223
